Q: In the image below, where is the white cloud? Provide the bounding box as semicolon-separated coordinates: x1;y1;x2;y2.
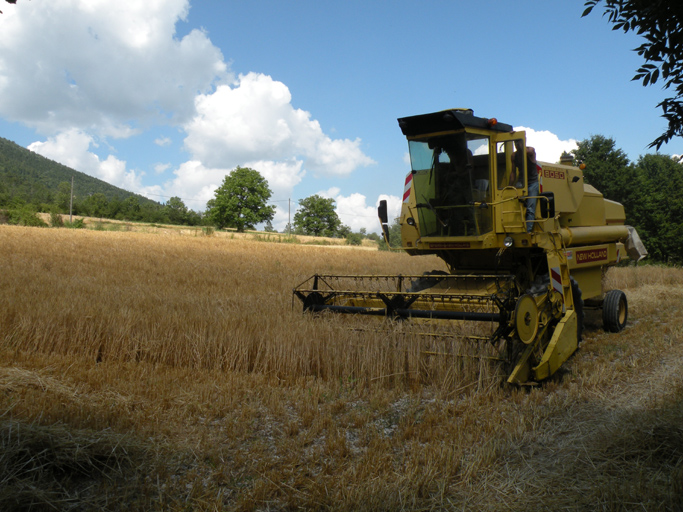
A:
1;3;378;221
28;130;145;192
318;187;341;199
316;188;402;233
155;160;224;210
243;159;305;197
515;126;578;163
147;158;304;218
183;72;375;176
0;0;228;136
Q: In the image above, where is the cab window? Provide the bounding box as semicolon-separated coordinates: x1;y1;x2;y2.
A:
496;139;526;190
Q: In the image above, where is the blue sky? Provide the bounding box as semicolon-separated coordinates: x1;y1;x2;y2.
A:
0;0;680;232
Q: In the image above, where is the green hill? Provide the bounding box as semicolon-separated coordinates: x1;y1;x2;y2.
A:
0;136;159;208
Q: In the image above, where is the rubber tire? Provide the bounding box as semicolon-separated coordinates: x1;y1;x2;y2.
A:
570;277;584;343
603;289;628;333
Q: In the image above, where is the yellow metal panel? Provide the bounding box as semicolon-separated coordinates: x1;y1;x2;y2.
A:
533;310;578;381
604;199;626;224
568;266;603;301
538;162;584;213
567;193;606;227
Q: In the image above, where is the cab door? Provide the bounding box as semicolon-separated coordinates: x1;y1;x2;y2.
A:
493;132;527;233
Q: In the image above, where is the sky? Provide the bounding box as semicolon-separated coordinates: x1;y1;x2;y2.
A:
1;0;681;233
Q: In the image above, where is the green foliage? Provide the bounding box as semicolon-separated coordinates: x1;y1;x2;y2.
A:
164;196;190;225
65;218;85;229
4;205;47;227
337;224;352;238
49;211;64;227
631;154;683;264
572;135;637;212
345;232;363;246
582;1;683;149
206;167;275;232
0;137;155;210
0;136;206;225
81;192;108;218
55;181;71;212
293;195;341;237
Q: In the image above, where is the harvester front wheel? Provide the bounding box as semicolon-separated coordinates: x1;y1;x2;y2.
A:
514;294;539;345
603;289;628;333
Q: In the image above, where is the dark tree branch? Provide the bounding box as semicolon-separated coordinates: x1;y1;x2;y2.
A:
583;1;683;149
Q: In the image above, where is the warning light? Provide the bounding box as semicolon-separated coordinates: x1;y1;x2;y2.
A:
487;118;498;127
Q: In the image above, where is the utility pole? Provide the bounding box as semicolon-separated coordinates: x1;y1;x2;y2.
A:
288;198;291;236
69;176;74;223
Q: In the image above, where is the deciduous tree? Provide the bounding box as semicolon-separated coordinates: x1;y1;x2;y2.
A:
207;166;275;232
573;134;683;264
631;154;683;264
571;135;636;213
293;195;341;237
164;196;189;225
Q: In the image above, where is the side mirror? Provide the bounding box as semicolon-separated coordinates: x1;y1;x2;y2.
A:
377;200;388;224
382;223;391;246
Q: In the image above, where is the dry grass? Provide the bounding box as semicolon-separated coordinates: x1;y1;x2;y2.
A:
1;225;682;510
37;212;378;248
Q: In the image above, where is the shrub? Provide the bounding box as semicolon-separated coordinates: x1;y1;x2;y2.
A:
8;206;48;227
65;218;85;229
50;211;64;227
346;232;363;246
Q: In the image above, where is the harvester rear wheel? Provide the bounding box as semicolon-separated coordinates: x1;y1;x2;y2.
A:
603;289;628;332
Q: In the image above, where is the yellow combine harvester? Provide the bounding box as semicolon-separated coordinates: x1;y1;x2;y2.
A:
294;108;647;384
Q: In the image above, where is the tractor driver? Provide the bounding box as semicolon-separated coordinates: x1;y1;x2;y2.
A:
437;135;475;235
510;141;540;233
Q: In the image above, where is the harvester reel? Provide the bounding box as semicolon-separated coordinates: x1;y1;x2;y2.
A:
514;294;539;345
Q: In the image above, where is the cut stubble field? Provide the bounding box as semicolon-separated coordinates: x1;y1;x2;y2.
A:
1;225;683;511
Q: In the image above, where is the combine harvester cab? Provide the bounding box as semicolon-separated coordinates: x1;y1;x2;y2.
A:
294;109;647;385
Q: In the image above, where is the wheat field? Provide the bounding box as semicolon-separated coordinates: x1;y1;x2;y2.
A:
1;225;683;511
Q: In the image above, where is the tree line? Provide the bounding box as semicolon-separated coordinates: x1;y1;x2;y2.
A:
0;180;205;227
4;138;681;261
572;135;683;265
206;166;381;245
